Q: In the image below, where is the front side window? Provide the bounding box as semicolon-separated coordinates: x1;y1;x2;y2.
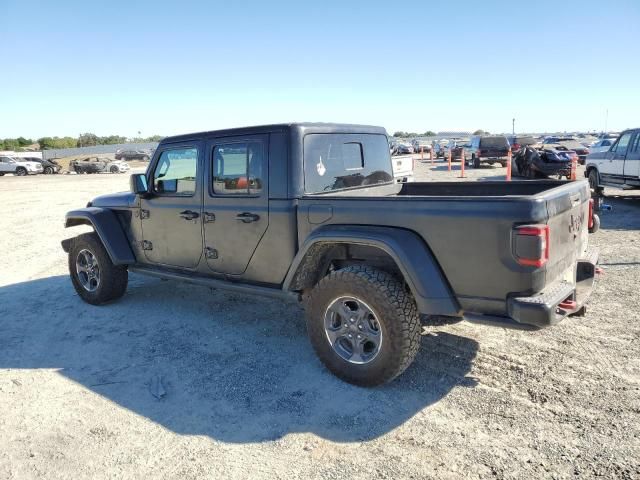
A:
611;133;632;155
212;142;263;195
152;147;198;195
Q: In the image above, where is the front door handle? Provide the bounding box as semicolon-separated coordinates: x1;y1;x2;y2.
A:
179;210;199;220
235;212;260;223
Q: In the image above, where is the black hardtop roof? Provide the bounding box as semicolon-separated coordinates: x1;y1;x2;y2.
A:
160;122;388;145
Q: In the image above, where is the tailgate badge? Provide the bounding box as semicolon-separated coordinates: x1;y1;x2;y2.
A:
568;213;584;234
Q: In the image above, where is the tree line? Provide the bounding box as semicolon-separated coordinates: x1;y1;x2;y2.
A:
1;133;164;151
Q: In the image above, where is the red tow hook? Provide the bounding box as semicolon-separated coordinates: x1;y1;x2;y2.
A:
595;267;604;275
558;299;577;310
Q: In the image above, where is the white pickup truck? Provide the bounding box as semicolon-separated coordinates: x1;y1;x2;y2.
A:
586;128;640;194
0;155;43;176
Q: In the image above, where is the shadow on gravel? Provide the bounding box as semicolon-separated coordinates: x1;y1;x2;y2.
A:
0;274;478;443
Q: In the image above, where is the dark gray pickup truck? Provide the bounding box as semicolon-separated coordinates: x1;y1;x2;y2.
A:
62;123;599;386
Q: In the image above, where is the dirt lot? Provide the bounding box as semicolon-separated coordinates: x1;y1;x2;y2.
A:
1;160;639;479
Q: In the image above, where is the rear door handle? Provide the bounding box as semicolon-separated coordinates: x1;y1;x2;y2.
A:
179;210;199;220
235;212;260;223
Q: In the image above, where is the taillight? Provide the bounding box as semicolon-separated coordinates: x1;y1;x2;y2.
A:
514;224;550;267
588;198;594;229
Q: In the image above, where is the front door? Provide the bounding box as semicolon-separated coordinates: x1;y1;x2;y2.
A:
600;131;632;182
623;133;640;181
203;135;269;275
139;143;204;269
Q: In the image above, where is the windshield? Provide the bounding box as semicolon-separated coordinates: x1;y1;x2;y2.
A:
304;133;393;194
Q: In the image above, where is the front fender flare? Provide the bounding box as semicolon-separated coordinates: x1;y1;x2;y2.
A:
63;207;136;265
284;225;461;316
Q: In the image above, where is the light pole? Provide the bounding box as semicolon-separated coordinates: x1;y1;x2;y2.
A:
512;118;515;135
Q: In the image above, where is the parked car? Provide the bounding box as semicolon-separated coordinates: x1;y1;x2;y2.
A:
20;156;61;174
0;156;43;176
507;135;537;153
115;149;152;161
434;141;448;158
512;146;572;179
411;139;432;154
70;157;131;174
541;137;589;164
395;143;414;155
465;135;510;168
590;138;616;153
586;127;640;197
62;122;599;387
449;139;471;161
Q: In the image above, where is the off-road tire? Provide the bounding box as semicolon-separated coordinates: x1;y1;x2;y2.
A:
68;232;128;305
588;169;600;195
110;165;119;173
473;155;481;169
44;166;53;174
305;265;421;387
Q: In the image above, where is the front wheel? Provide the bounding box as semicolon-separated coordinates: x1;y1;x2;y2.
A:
44;166;54;174
305;266;421;386
68;232;128;305
15;167;27;176
110;165;119;173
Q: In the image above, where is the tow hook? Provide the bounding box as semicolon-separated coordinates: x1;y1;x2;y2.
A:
558;299;577;310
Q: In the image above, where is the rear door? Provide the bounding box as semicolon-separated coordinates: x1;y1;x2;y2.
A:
600;131;632;182
623;132;640;181
139;143;204;268
203;134;269;275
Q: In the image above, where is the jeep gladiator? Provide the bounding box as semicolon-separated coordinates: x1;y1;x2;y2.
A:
62;123;599;386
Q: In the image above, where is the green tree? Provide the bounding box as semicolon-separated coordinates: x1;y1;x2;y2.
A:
77;133;99;147
423;131;436;137
473;129;489;135
393;131;407;137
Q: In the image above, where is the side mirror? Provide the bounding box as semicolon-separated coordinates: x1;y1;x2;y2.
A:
130;173;150;196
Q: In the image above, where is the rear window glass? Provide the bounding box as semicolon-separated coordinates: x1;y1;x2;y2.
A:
515;136;536;146
480;137;509;148
304;134;393;194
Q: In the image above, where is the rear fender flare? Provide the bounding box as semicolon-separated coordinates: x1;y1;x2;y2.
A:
284;225;461;316
63;207;136;265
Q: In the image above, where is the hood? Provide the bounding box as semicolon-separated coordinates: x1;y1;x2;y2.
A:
90;191;137;208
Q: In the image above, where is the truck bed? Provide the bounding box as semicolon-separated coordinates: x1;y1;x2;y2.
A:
298;180;591;320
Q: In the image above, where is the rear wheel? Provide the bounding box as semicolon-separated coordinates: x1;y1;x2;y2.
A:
68;232;128;305
305;265;421;386
44;166;54;174
15;167;27;176
473;155;481;169
110;165;119;173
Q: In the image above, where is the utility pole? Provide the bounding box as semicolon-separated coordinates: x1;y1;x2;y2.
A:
512;118;515;135
604;109;608;133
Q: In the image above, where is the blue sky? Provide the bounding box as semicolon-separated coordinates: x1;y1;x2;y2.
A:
1;0;638;138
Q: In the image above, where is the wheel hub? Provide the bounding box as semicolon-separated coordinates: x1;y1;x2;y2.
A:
323;296;382;365
76;249;100;292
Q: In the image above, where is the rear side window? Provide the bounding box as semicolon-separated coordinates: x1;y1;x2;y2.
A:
152;147;198;196
212;142;264;195
303;134;393;193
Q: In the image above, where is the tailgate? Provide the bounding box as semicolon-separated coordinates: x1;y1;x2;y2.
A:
544;180;590;285
393;155;414;176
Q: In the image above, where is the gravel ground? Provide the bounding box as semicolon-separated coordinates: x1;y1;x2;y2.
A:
1;160;639;479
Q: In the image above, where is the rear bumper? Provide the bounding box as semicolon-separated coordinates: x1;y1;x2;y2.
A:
506;248;599;328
